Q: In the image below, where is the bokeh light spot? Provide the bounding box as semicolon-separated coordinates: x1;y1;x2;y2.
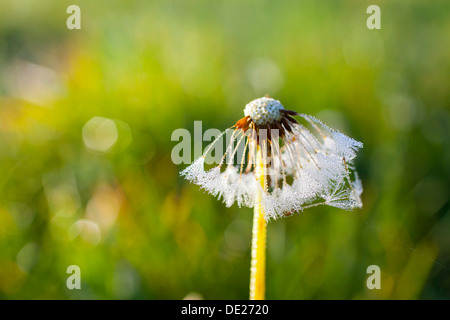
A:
82;117;119;153
68;219;101;246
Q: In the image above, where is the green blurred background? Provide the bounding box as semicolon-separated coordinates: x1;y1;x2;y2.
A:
0;0;449;299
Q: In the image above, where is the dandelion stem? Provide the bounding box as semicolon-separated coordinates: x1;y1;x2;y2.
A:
249;147;267;300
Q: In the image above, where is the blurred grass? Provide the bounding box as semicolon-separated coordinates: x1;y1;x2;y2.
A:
0;0;449;299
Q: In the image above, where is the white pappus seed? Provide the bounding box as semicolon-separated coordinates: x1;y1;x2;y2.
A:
244;97;284;126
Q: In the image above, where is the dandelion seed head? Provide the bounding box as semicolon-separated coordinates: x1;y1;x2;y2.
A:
244;97;284;126
181;97;363;220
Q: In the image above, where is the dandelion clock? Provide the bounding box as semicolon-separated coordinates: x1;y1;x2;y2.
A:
181;97;363;300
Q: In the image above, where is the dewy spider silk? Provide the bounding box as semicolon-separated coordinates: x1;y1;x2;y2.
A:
181;97;363;220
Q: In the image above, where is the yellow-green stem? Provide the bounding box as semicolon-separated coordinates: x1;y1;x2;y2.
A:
249;147;267;300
